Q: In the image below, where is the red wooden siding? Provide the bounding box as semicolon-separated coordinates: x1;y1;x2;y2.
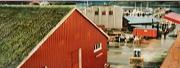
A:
71;49;79;68
161;33;180;68
133;28;157;38
21;9;108;68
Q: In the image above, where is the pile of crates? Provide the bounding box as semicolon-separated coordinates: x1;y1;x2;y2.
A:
129;57;144;67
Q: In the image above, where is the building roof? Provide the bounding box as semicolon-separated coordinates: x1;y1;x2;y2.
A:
0;5;72;67
0;5;109;68
124;16;160;25
163;12;180;24
131;25;153;28
161;33;180;68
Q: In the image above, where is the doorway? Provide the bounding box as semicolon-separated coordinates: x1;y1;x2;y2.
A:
71;48;82;68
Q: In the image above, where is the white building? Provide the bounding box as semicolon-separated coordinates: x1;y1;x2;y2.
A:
82;5;123;29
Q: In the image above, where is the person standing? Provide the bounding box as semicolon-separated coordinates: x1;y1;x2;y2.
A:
133;36;139;46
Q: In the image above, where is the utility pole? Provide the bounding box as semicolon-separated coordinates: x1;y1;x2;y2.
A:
85;0;88;15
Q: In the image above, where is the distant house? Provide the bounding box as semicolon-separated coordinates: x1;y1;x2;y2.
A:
123;16;160;31
123;16;160;37
81;5;123;29
0;5;109;68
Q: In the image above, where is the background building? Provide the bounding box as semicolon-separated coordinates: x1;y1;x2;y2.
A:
81;5;123;29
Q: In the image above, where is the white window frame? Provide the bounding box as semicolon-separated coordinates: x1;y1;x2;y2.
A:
94;42;102;53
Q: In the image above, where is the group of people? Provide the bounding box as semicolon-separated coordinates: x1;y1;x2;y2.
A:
134;48;141;57
133;36;143;46
117;34;134;43
117;34;143;46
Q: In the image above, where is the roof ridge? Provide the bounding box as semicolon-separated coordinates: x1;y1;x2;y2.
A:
17;7;75;68
17;7;109;68
75;8;110;39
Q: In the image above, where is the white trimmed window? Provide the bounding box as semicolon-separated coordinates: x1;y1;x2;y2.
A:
94;42;102;53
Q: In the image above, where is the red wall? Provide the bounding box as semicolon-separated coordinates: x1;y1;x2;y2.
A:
161;33;180;68
21;10;108;68
133;28;157;38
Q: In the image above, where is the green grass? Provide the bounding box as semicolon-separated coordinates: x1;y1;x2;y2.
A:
0;5;72;67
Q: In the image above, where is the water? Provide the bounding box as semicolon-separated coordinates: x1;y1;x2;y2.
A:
171;8;180;13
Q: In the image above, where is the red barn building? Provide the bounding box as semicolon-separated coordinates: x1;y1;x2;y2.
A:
0;6;109;68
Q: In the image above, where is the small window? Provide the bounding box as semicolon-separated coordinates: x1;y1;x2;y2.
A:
109;10;113;15
94;42;102;52
95;11;99;15
102;11;106;15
